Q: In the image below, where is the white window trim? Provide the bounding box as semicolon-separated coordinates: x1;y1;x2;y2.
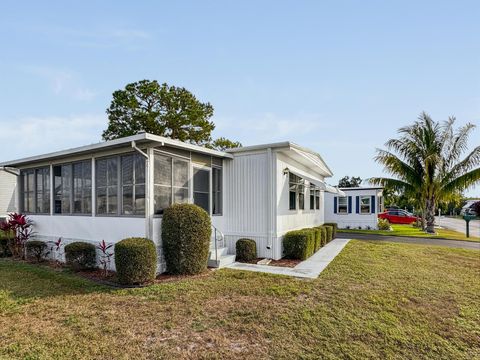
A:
337;196;348;215
360;195;371;214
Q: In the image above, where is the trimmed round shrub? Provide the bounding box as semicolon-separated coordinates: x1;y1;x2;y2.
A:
115;237;157;285
162;204;211;275
323;225;333;243
319;227;327;246
26;240;47;262
323;222;338;239
283;229;315;260
236;239;257;262
378;218;391;230
65;242;96;270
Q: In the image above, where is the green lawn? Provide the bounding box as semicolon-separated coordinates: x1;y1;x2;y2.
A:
1;241;479;359
338;224;480;242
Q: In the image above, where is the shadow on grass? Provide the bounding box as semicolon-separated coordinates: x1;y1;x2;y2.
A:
0;258;110;302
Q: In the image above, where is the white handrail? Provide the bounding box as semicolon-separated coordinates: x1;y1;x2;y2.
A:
211;224;225;263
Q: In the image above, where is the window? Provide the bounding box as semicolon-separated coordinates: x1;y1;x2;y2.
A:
310;185;315;210
193;168;210;212
360;196;371;214
121;154;145;215
96;157;118;215
338;196;348;214
212;167;222;215
315;189;320;210
54;161;91;214
154;153;189;214
35;168;50;214
73;161;92;214
21;168;50;214
289;173;304;210
378;196;384;213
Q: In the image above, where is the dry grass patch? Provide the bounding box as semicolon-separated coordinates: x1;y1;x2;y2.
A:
1;241;479;359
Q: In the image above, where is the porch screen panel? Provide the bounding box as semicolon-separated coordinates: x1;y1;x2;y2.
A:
21;169;35;213
35;167;50;214
154;154;172;215
212;167;222;215
73;161;92;214
121;154;145;215
193;168;209;212
96;157;119;215
173;159;189;204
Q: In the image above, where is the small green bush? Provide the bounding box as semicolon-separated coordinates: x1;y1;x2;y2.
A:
378;218;391;230
236;239;257;262
162;204;211;275
0;237;12;258
323;225;333;243
26;240;47;262
115;237;157;285
319;226;327;246
283;230;315;260
313;228;322;251
323;222;338;239
65;242;96;270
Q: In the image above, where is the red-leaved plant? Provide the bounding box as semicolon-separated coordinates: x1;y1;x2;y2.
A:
49;237;64;266
97;240;113;277
1;213;34;259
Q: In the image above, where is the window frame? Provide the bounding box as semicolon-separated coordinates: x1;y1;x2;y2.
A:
337;196;348;214
360;195;371;214
153;152;190;215
289;173;305;211
212;166;222;216
20;167;50;215
120;153;146;216
192;165;211;214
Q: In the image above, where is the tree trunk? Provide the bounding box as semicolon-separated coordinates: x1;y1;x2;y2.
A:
425;198;436;233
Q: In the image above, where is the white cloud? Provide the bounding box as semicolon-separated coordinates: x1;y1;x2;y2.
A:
0;114;106;161
22;66;96;101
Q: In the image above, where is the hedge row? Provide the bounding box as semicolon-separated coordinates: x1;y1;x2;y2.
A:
283;223;338;260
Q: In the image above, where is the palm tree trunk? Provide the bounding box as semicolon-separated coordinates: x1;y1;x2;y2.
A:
425;198;436;233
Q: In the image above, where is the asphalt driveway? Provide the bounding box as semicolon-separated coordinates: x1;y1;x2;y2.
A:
436;216;479;236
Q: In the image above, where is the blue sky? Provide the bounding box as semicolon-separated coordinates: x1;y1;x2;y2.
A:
0;1;478;196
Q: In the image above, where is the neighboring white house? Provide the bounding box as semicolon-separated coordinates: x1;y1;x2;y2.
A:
0;168;17;221
324;187;384;230
0;133;345;271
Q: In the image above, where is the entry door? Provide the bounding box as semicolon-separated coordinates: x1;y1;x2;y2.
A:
193;167;210;213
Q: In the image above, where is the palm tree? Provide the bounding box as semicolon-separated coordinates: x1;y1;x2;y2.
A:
370;112;480;233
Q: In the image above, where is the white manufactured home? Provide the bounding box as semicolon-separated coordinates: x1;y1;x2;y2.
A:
0;133;346;271
0;169;17;221
325;187;384;230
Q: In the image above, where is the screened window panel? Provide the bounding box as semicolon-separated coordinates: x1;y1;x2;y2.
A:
174;188;189;204
212;167;222;215
96;187;107;214
135;185;145;213
107;186;118;214
122;185;134;215
96;159;107;187
61;165;72;214
194;192;209;212
154;186;171;214
173;159;188;188
135;156;145;184
193;169;209;192
107;158;118;185
122;155;134;185
154;155;172;186
289;191;296;210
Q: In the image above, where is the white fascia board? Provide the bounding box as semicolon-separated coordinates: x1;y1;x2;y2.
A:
0;133;233;167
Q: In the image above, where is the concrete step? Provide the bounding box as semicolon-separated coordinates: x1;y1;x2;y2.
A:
209;246;228;259
208;254;236;268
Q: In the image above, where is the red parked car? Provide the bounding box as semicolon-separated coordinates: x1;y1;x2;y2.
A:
378;209;418;224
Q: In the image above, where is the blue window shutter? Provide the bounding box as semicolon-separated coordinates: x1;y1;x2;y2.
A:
371;195;376;214
356;196;360;213
348;196;352;213
334;197;337;214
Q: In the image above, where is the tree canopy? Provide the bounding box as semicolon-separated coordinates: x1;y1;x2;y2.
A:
370;112;480;232
102;80;241;150
338;176;362;187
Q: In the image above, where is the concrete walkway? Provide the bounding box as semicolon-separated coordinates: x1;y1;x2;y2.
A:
337;232;480;250
226;238;351;279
